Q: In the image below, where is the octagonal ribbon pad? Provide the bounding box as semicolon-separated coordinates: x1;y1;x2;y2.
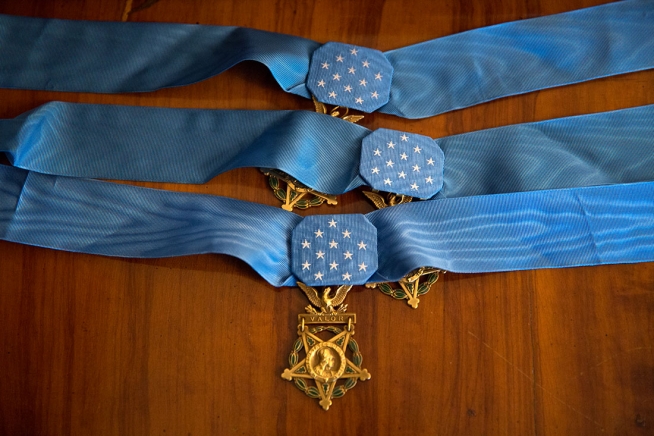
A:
306;42;393;113
359;129;445;199
291;214;377;286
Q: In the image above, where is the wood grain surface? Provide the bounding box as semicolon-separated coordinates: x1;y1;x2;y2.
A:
0;1;653;435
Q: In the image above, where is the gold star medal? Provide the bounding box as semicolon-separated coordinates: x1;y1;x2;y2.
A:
283;214;378;409
281;283;371;410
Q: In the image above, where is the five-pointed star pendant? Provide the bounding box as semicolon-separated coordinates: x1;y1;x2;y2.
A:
281;321;371;411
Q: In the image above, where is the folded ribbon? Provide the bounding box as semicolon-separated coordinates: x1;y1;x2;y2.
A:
2;165;653;287
3;102;654;199
1;0;652;117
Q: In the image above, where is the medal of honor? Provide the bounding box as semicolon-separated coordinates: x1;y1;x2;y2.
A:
281;283;370;410
280;214;377;409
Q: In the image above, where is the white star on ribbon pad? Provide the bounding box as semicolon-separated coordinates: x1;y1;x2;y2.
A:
359;128;444;198
291;215;377;286
306;42;393;113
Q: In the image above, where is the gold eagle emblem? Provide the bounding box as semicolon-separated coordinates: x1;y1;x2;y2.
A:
297;282;353;314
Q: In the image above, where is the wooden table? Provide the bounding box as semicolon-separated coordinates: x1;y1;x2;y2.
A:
1;1;653;434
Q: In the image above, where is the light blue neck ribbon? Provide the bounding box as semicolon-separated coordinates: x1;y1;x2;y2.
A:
1;0;652;118
2;103;654;199
1;165;653;287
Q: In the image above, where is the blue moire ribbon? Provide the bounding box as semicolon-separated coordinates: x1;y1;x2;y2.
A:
1;165;653;287
2;102;654;200
1;1;653;287
0;0;652;117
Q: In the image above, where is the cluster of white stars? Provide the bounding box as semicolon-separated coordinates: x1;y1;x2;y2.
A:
366;133;438;193
371;134;434;191
317;51;384;104
300;218;370;281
